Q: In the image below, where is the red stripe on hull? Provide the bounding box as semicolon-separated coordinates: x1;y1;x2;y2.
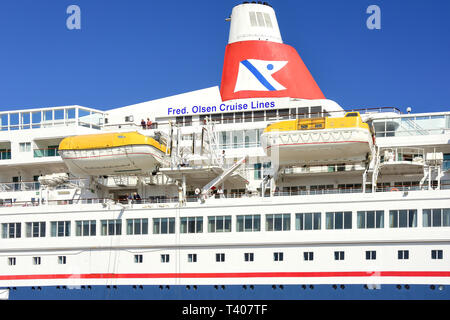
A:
1;271;450;281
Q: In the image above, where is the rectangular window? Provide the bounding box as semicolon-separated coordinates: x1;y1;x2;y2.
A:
295;213;321;230
1;222;21;239
423;208;450;227
100;219;122;236
208;216;231;232
389;210;417;228
431;250;443;260
236;215;261;232
357;211;384;229
8;257;16;266
134;254;143;263
180;217;203;234
266;214;290;231
161;254;170;263
25;222;46;238
365;251;376;260
50;221;71;237
153;217;175;234
216;253;225;262
58;256;66;264
126;218;148;235
326;212;352;230
398;250;409;260
188;254;197;263
244;253;254;262
303;252;314;261
75;220;96;236
33;257;41;265
274;252;284;261
334;251;345;261
19;142;31;152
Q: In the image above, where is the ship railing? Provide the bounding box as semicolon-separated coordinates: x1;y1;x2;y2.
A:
0;181;40;192
0;178;88;193
1;184;449;207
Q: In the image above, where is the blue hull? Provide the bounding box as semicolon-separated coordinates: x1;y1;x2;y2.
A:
2;284;449;300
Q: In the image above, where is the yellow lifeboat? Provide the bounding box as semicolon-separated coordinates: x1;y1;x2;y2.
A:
58;131;168;176
261;112;374;165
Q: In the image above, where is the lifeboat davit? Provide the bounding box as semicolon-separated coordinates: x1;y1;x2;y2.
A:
261;112;374;165
58;131;168;176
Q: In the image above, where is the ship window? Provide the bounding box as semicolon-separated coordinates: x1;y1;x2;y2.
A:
357;211;384;229
19;142;31;152
244;111;253;122
1;222;21;239
8;257;16;266
184;116;192;126
124;115;133;122
25;222;46;238
33;257;41;265
279;109;289;120
153;217;175;234
263;13;273;28
75;220;96;236
273;252;284;261
431;250;443;260
266;110;277;121
389;210;417;228
58;256;67;264
161;254;170;263
211;113;222;124
180;217;203;234
216;253;225;262
365;251;376;260
253;111;265;122
300;124;308;129
244;253;254;262
423;208;450;227
398;250;409;260
223;113;233;124
100;219;122;236
208;216;231;232
303;252;314;261
345;112;359;117
234;112;243;123
249;11;257;27
50;221;71;237
134;254;143;264
236;215;260;232
297;107;308;119
326;212;352;230
296;213;321;230
188;253;197;263
126;218;148;235
310;106;322;118
256;12;265;27
334;251;345;261
266;214;290;231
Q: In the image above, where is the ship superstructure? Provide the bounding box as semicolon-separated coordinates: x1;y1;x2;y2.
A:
0;2;449;300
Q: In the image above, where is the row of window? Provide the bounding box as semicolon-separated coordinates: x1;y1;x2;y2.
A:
6;249;445;267
2;209;449;239
162;106;326;127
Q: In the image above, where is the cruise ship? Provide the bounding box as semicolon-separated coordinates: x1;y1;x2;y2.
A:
0;2;449;300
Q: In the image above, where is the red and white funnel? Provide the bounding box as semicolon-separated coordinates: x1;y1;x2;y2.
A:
220;2;325;101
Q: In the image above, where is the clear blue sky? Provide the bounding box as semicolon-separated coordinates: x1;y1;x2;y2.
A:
0;0;449;113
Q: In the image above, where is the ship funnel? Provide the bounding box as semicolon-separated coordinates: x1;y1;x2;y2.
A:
220;2;325;102
228;2;282;44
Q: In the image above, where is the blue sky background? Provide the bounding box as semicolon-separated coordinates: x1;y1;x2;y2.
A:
0;0;449;113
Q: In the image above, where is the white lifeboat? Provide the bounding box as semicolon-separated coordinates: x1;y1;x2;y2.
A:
261;112;374;165
58;131;169;176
